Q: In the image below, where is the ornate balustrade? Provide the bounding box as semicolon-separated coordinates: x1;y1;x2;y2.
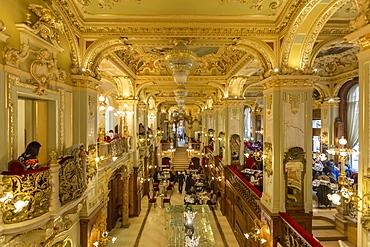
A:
0;163;51;224
161;142;173;151
226;166;262;217
59;149;87;205
279;212;323;247
106;137;128;158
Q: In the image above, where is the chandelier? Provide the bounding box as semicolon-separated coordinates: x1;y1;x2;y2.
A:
174;84;188;109
165;40;196;85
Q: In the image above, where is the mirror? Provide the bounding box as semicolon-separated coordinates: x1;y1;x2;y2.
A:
283;147;306;209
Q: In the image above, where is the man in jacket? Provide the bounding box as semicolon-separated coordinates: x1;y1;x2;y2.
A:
177;172;186;193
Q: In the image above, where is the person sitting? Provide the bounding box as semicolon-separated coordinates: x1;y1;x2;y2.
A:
250;171;260;186
207;190;217;205
18;141;42;170
185;186;199;205
186;186;197;195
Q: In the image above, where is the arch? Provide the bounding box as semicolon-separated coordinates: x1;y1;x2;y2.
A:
313;82;330;99
230;38;277;71
83;37;129;77
308;37;346;68
281;0;353;69
299;0;352;68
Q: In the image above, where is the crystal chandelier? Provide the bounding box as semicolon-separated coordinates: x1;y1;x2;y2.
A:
165;40;196;85
174;84;188;109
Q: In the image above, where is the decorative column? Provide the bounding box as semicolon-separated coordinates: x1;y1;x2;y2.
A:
261;75;314;231
48;151;61;214
71;75;101;146
222;99;246;167
121;171;130;228
320;98;340;150
345;23;370;246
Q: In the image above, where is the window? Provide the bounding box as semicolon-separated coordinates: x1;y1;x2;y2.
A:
347;84;359;171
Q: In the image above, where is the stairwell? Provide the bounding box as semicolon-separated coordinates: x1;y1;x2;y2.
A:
312;216;355;247
171;146;189;172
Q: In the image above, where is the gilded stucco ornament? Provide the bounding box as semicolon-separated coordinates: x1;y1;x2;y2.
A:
30;49;59;95
27;4;64;46
349;0;370;31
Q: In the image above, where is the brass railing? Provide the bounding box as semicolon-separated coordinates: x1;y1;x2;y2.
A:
279;212;323;247
59;151;87;204
0;168;51;223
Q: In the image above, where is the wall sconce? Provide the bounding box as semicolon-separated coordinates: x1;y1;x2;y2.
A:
93;231;117;246
244;219;267;244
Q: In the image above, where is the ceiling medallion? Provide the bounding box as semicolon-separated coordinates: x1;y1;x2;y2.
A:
165;39;196;85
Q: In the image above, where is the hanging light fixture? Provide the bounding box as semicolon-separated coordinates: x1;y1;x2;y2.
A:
165;39;196;85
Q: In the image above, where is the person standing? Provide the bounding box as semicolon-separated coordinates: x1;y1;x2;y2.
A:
177;172;185;193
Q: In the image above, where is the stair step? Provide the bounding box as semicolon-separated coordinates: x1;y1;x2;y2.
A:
313;229;347;241
312;219;335;230
319;240;356;247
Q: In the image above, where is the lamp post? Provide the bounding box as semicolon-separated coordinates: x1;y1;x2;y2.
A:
327;136;359;205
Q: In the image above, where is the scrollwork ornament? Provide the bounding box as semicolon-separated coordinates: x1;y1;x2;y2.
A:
28;4;64;46
349;0;370;32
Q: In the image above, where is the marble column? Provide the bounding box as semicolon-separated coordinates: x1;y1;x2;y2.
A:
70;75;100;147
345;23;370;246
260;75;314;219
121;172;130;228
320;99;339;150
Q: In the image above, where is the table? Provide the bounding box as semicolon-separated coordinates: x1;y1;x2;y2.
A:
165;205;215;247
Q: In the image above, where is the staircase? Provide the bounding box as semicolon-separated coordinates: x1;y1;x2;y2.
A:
312;216;355;246
171;147;189;172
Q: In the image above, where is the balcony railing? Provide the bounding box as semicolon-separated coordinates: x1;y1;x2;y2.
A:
226;165;262;217
59;151;87;205
279;212;323;247
1;163;51;224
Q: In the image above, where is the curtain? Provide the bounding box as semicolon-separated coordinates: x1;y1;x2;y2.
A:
347;84;359;149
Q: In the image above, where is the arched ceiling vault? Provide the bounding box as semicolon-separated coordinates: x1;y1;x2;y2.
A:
52;0;359;112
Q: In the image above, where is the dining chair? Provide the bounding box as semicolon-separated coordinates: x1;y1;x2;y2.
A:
147;192;157;208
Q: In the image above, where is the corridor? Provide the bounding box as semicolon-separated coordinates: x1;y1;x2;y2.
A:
107;185;239;246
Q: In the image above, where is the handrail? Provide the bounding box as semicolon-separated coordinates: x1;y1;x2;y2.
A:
228;165;262;197
279;212;323;247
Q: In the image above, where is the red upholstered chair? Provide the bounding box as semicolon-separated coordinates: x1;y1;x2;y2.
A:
147;193;157;208
1;160;49;176
163;194;171;205
251;164;259;170
153;187;160;196
166;186;173;195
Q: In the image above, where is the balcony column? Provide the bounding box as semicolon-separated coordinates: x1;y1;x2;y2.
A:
345;23;370;246
260;75;315;231
48;151;61;213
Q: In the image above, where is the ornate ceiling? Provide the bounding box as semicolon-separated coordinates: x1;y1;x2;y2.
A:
58;0;359;114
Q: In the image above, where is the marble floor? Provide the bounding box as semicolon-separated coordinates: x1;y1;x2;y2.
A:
107;188;239;247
